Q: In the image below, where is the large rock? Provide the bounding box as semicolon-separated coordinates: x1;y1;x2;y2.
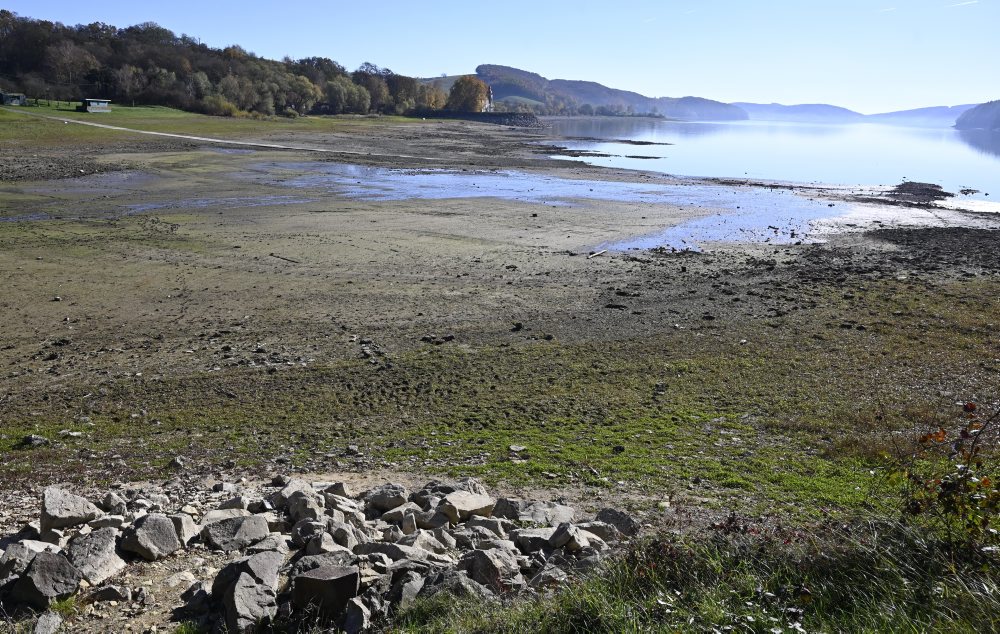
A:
201;515;269;552
199;508;251;528
353;542;427;563
343;596;372;634
269;478;314;510
9;552;82;609
575;521;622;542
120;513;181;561
457;548;525;594
364;484;409;514
510;527;557;554
595;508;641;537
66;527;126;584
287;489;325;523
0;543;37;579
170;513;199;546
493;499;575;525
418;569;494;601
549;523;590;552
290;551;358;578
291;565;360;617
386;570;424;609
212;550;284;597
40;487;102;532
223;572;277;633
440;491;495;523
34;611;63;634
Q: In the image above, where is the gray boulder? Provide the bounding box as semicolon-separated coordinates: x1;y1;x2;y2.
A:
386;570;424;609
34;611;63;634
290;551;358;578
199;508;251;528
40;487;102;532
269;478;313;510
287;489;325;523
439;491;495;523
493;499;575;525
353;542;427;563
575;521;622;542
510;527;557;554
212;550;284;597
9;552;82;609
98;492;127;516
457;548;525;594
364;484;409;513
549;523;590;552
66;527;126;584
201;515;269;552
418;569;494;601
291;565;360;617
120;513;182;561
223;572;277;633
0;543;37;578
343;596;372;634
595;508;641;537
170;513;199;546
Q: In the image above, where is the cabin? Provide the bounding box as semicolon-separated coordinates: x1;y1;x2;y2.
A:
78;98;112;113
1;92;28;106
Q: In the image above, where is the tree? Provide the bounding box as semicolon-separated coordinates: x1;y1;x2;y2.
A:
446;75;489;112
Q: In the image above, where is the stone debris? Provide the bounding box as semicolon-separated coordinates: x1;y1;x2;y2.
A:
0;477;641;632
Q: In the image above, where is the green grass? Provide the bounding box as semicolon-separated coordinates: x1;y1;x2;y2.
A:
0;103;417;146
394;522;1000;633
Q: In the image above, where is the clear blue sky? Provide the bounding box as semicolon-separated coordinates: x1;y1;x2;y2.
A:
5;0;997;113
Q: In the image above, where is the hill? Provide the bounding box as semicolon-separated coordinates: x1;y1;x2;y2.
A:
734;101;978;127
955;100;1000;130
470;64;748;121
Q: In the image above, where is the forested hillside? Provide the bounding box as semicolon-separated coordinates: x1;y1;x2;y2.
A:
955;100;1000;130
0;10;447;117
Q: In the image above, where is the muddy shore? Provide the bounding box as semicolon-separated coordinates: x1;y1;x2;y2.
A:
2;116;999;515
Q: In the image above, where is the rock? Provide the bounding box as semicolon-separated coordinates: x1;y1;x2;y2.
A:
466;517;510;538
91;584;131;602
269;478;313;510
120;513;182;561
291;520;328;548
413;509;452;530
180;580;210;613
287;489;325;523
223;572;277;633
218;495;252;511
88;515;125;530
343;596;372;633
201;515;269;552
575;521;622;542
20;434;49;448
595;508;641;537
364;484;409;513
170;513;199;546
291;565;360;617
353;542;428;563
439;491;495;523
40;487;102;532
212;482;236;493
418;569;494;601
199;508;251;528
98;492;127;516
168;455;186;469
327;521;361;551
306;533;346;556
457;548;525;594
549;523;590;552
454;477;490;496
529;563;569;589
328;482;355;498
494;499;575;525
164;570;198;589
9;552;82;609
66;527;126;585
386;570;424;609
290;552;358;578
399;513;418;535
380;502;422;524
510;527;557;554
34;610;62;634
0;542;37;578
213;550;284;597
247;533;292;555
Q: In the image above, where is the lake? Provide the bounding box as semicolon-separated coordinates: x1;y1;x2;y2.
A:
545;118;1000;201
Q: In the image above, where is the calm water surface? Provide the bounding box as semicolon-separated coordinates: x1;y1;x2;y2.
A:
546;118;1000;201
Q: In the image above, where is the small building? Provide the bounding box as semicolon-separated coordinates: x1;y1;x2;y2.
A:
78;98;111;113
1;92;28;106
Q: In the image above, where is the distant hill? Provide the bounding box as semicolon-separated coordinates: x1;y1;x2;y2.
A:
955;100;1000;131
734;102;978;128
868;104;977;127
463;64;748;121
732;103;864;124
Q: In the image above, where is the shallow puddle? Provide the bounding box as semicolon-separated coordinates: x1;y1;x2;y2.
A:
251;162;846;250
124;195;315;214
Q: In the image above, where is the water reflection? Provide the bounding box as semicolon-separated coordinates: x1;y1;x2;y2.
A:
958;129;1000;160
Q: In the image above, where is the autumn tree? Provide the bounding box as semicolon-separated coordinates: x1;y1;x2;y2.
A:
446;75;489;112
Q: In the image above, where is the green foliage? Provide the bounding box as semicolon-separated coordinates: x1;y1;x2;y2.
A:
396;523;1000;633
446;75;490;112
896;403;1000;550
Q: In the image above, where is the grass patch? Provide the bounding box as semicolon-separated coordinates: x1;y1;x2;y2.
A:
395;522;1000;633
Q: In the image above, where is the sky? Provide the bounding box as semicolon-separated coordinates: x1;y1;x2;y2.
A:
4;0;998;113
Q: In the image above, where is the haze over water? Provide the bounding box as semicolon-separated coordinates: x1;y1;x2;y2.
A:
547;118;1000;201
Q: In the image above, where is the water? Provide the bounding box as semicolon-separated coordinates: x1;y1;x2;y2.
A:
545;118;1000;201
252;162;844;250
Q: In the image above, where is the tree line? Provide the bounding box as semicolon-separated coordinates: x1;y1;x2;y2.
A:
0;11;472;117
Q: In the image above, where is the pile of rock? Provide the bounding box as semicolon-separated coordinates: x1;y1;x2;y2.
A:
0;477;640;632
